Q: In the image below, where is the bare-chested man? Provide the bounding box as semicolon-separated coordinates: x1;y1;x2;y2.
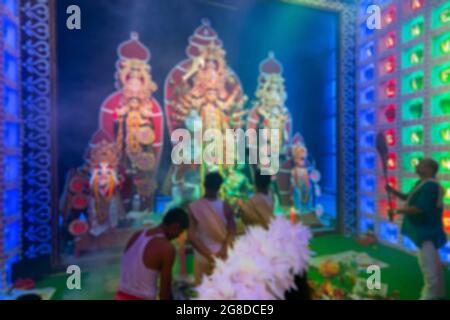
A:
188;172;236;284
115;208;189;300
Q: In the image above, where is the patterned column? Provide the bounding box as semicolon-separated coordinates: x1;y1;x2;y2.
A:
20;0;55;264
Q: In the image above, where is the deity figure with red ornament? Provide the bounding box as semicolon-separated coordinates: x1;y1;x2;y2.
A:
60;130;125;250
100;33;164;211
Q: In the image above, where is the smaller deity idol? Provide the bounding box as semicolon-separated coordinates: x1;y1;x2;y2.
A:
289;134;322;215
248;52;292;155
87;130;125;237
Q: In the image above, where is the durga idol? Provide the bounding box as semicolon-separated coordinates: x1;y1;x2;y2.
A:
165;19;247;204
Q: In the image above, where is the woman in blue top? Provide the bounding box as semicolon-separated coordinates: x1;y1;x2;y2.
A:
386;158;447;300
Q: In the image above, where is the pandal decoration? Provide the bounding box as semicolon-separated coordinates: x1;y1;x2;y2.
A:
196;217;312;300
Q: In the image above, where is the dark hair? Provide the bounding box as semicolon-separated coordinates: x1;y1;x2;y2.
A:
254;170;272;191
204;172;224;193
284;273;312;300
422;158;439;176
16;294;42;301
163;208;189;229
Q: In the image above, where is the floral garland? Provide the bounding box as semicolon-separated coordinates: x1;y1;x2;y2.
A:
196;217;312;300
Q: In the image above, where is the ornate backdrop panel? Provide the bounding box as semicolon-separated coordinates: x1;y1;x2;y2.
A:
19;0;57;273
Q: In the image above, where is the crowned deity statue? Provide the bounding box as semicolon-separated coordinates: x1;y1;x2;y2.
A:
165;19;247;204
277;133;323;224
99;33;164;211
86;130;125;237
247;52;292;158
60;130;126;254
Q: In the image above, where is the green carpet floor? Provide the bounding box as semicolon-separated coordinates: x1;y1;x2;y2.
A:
36;235;450;300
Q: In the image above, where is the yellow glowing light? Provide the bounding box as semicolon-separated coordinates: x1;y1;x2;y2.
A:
411;24;422;37
411;132;421;143
444;217;450;228
446;188;450;199
411;76;423;91
441;8;450;24
441;39;450;54
440;68;450;84
410;52;420;64
411;158;420;167
441;128;450;142
441;159;450;170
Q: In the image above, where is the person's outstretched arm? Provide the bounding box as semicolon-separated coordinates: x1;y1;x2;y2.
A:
385;184;409;201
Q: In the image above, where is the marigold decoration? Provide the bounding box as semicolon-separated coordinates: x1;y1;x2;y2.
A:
196;217;312;300
318;259;340;278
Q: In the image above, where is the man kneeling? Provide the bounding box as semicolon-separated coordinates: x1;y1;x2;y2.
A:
115;208;189;300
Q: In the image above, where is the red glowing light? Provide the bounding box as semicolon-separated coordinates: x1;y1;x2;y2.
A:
387;176;398;189
385;80;396;98
385;32;396;49
411;0;423;11
379;199;397;219
385;129;396;147
383;7;396;26
385;104;396;122
444;211;450;233
387;153;397;170
385;56;396;73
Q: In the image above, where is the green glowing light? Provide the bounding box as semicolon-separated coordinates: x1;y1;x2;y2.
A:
432;152;450;174
402;125;424;146
402;44;424;68
432;3;450;29
431;63;450;87
403;152;424;173
403;71;424;94
431;122;450;145
403;98;424;120
431;93;450;117
403;16;424;42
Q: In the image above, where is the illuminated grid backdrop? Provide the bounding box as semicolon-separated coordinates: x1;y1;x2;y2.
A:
357;0;450;263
